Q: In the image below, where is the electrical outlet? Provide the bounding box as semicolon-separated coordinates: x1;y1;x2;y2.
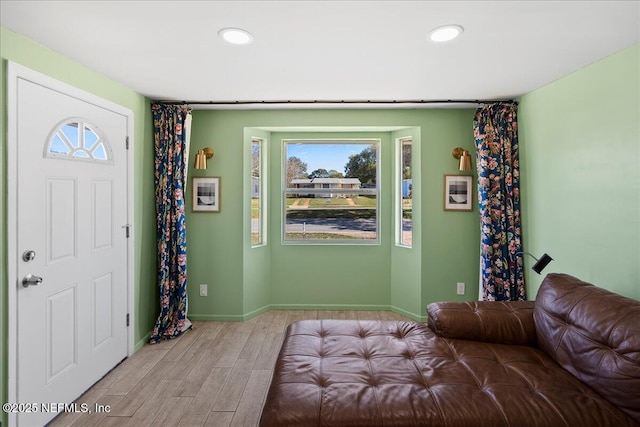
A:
456;282;465;295
199;284;208;297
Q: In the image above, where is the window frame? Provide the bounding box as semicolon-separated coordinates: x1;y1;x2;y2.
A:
282;138;381;245
251;137;267;247
396;136;413;248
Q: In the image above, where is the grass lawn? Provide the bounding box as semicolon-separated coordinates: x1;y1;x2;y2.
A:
286;196;376;207
354;196;377;207
287;208;376;220
284;232;358;240
402;199;412;218
285;196;376;219
308;198;349;207
258;197;399;219
251;198;260;219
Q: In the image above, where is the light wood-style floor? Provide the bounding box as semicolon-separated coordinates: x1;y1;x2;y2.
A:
48;310;414;427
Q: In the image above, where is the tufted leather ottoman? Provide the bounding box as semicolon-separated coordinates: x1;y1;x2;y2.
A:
259;317;636;426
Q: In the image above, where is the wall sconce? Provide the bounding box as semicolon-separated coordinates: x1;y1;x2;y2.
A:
519;252;554;274
194;147;214;170
452;147;471;171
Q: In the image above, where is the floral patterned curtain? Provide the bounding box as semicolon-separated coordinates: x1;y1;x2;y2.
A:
474;103;526;301
149;104;192;343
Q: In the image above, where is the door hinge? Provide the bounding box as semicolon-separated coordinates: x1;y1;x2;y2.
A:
126;313;130;327
123;224;131;238
126;136;130;149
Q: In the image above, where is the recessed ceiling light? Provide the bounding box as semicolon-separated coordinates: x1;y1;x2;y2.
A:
429;25;464;42
219;28;253;45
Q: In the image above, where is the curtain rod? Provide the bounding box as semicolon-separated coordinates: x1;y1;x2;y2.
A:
152;99;517;106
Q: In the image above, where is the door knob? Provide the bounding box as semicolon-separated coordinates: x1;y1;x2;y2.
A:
22;274;43;287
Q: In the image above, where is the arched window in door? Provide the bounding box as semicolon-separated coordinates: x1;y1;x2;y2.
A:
45;118;113;164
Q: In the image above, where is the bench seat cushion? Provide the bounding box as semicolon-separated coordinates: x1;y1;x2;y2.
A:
260;319;637;427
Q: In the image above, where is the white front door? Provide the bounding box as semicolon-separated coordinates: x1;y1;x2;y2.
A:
8;63;132;426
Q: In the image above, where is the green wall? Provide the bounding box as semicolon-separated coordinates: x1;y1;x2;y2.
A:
242;128;272;318
418;110;480;307
0;27;158;423
519;43;640;299
268;130;391;311
186;109;479;322
390;127;423;318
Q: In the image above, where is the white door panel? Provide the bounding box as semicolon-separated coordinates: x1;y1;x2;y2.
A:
12;70;130;426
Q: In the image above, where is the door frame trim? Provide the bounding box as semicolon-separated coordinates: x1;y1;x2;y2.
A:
7;61;135;424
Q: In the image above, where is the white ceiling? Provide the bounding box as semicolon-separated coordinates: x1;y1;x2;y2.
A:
1;1;638;109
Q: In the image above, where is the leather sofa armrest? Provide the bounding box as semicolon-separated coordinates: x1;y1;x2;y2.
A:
427;301;537;346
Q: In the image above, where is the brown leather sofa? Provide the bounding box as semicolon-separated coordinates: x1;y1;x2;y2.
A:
260;274;640;426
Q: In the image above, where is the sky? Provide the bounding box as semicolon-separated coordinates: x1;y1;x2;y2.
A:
286;142;372;174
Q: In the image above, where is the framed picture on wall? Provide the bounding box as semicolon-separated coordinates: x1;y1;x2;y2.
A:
193;177;220;212
444;175;473;211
